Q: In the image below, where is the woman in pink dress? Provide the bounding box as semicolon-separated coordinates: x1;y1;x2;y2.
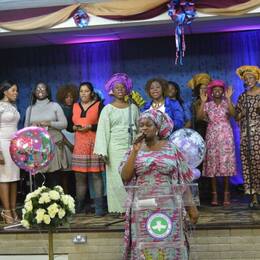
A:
120;110;198;260
197;80;236;206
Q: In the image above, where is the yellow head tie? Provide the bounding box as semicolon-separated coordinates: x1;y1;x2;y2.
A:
187;73;211;89
236;65;260;82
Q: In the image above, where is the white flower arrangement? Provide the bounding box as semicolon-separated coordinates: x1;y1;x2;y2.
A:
21;185;75;229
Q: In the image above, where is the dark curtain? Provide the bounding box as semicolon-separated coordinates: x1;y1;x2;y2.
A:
0;29;259;184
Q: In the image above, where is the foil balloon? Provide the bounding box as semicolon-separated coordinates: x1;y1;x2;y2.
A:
10;127;55;174
73;8;89;28
170;128;206;168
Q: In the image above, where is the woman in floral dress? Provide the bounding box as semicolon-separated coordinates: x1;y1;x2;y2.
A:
120;110;198;260
197;80;236;206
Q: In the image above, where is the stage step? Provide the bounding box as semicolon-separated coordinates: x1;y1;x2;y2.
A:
1;203;260;260
0;231;123;260
0;227;260;260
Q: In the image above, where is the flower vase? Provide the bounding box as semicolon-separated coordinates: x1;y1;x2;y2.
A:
48;230;54;260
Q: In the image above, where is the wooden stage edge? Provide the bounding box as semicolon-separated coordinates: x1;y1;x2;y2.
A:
0;200;260;260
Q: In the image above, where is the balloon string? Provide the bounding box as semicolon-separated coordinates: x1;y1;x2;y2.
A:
32;172;46;191
39;172;46;187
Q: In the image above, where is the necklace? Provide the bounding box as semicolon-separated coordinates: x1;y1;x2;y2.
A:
152;101;164;109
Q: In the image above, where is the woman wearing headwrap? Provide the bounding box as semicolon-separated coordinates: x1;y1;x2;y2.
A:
197;80;236;206
187;73;211;138
120;109;198;260
0;80;20;224
142;78;184;130
94;73;139;214
236;65;260;206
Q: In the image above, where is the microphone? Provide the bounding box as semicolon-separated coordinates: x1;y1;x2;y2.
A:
133;132;146;145
127;95;134;104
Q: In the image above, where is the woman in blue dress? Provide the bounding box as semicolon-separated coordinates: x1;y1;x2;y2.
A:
142;78;184;131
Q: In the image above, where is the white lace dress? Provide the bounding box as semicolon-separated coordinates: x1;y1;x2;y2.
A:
0;101;20;182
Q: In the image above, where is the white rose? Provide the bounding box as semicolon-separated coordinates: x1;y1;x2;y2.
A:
61;195;69;205
33;189;40;196
24;200;33;212
25;192;35;202
39;192;51;204
43;214;51;225
54;185;63;193
68;197;75;213
47;203;59;218
21;219;30;229
22;208;26;218
34;186;44;195
35;208;46;224
49;190;60;200
58;209;66;219
35;186;47;196
39;185;47;191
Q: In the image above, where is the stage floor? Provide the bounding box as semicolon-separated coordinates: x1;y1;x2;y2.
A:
1;192;260;233
1;193;260;260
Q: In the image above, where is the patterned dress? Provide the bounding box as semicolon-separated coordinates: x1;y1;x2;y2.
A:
119;141;193;260
236;93;260;194
94;103;139;213
202;100;236;178
72;101;104;173
0;101;20;182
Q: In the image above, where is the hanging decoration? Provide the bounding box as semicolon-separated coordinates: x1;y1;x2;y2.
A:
167;0;196;65
73;8;89;28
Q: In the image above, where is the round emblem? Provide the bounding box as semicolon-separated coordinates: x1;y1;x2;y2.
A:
146;212;172;239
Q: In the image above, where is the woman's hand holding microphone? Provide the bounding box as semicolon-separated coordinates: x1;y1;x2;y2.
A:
132;132;146;153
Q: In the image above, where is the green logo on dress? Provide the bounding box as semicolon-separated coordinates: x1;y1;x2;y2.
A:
146;213;172;239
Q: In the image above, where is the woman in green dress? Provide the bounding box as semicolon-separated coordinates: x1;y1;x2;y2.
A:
94;73;139;213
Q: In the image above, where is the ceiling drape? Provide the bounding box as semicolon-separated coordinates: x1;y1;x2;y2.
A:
0;0;259;31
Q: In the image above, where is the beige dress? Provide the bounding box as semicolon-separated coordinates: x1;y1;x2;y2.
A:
0;101;20;182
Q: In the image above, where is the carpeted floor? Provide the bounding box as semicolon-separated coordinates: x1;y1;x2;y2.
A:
1;189;260;232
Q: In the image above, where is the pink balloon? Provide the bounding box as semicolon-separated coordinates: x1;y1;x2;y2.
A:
10;127;55;174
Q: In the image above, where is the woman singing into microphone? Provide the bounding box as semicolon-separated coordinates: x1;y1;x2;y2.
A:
120;109;198;260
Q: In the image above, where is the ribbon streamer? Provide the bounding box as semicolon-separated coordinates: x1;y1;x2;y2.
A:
168;0;196;65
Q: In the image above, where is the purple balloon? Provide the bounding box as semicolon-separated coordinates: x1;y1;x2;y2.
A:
10;127;55;174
